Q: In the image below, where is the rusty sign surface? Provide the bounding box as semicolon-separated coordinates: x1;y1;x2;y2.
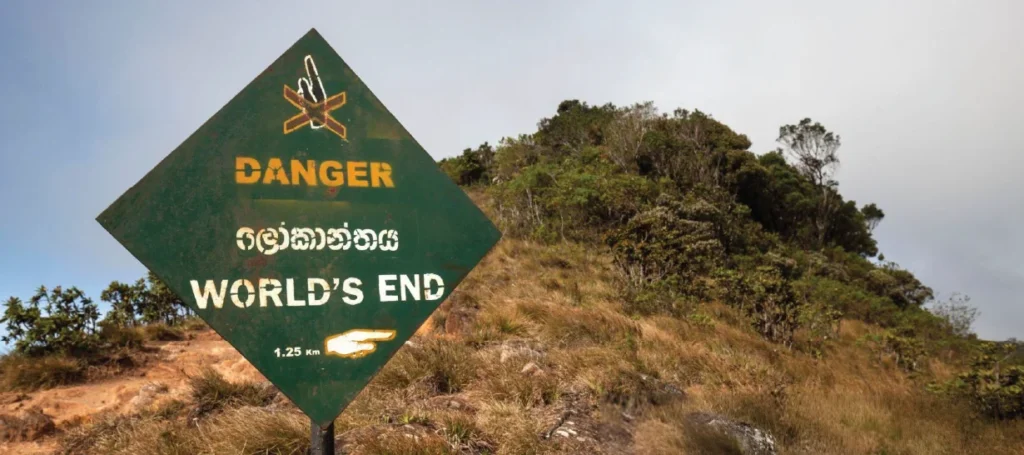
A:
96;28;501;427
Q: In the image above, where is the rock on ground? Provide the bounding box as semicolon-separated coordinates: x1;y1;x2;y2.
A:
0;407;56;442
129;382;169;412
685;412;777;455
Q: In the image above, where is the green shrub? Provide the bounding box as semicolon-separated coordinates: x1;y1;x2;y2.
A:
936;341;1024;420
620;277;691;317
490;148;657;241
608;194;725;286
439;143;494;186
100;272;191;329
883;332;925;372
796;302;842;358
718;264;801;346
1;286;100;357
791;276;895;325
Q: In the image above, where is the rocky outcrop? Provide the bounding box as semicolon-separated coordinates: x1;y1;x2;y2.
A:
685;412;777;455
0;406;56;442
129;381;169;412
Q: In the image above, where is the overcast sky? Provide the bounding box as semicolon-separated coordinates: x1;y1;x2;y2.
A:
0;0;1021;340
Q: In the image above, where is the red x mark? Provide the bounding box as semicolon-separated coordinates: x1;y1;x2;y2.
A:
283;85;347;139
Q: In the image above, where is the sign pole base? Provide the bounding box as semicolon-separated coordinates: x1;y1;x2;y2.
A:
310;419;335;455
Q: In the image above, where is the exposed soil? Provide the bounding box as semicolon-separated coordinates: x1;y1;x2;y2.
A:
0;329;261;455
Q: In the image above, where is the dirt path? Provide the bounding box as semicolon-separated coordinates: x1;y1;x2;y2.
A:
0;330;263;455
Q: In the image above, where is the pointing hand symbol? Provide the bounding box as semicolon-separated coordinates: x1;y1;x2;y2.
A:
297;56;327;129
324;329;397;359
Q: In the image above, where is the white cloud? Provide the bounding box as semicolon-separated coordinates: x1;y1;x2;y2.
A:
1;0;1021;339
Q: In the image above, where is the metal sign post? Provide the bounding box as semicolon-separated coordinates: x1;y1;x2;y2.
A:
97;28;501;433
310;420;334;455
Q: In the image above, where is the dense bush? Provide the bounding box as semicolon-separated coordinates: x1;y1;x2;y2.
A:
718;263;802;346
934;341;1024;420
1;286;101;357
1;272;190;361
608;194;725;287
491;148;657;242
101;272;191;328
439;99;953;352
438;142;494;186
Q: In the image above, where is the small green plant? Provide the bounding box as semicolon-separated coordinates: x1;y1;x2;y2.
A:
797;302;842;358
442;414;482;449
688;311;715;329
883;332;924;372
397;411;430;425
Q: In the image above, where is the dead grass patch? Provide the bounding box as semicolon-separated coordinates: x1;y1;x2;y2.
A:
202;406;308;455
0;354;85;391
475;401;548;455
360;431;453;455
142;323;185;341
477;357;560;408
180;316;209;332
374;339;478;395
57;406;308;455
188;367;277;418
634;418;743;455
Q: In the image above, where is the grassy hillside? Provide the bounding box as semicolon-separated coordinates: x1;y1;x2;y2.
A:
43;208;1024;453
4;99;1024;454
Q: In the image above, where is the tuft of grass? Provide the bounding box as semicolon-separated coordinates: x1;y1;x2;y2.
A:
475;401;546;455
180;316;209;332
361;432;453;455
518;301;640;348
0;354;85;391
202;406;309;455
97;323;145;349
188;367;277;418
634;416;744;455
396;410;430;426
145;399;186;420
57;412;195;455
142;324;185;341
478;359;560;408
598;367;682;412
476;306;530;339
58;406;308;455
441;413;481;447
375;339;477;394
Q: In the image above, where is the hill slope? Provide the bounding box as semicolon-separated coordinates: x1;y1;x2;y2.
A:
4;99;1024;454
3;206;1022;454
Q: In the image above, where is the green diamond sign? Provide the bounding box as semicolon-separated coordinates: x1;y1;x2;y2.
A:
96;28;501;427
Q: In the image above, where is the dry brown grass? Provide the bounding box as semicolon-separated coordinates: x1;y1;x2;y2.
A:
141;323;185;341
0;354;85;391
58;406;308;455
187;367;278;418
54;222;1024;454
407;234;1024;454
